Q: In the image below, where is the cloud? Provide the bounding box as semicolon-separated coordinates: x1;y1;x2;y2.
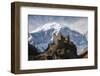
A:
28;15;88;34
65;18;88;34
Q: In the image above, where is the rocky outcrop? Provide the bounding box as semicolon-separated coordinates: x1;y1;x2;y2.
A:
32;34;79;60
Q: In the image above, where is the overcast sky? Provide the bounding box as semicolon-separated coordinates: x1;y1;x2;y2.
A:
28;15;88;34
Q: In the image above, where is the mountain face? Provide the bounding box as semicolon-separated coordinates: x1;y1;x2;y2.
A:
28;22;88;55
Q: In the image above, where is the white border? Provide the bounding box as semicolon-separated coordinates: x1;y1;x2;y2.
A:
20;6;95;70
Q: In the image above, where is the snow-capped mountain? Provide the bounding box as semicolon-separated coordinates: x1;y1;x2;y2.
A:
28;22;88;55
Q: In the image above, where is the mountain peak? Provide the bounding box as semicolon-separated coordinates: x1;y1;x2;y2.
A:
42;22;63;30
31;22;65;33
43;22;61;27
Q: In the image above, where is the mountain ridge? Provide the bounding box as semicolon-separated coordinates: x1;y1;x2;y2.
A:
28;22;88;55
